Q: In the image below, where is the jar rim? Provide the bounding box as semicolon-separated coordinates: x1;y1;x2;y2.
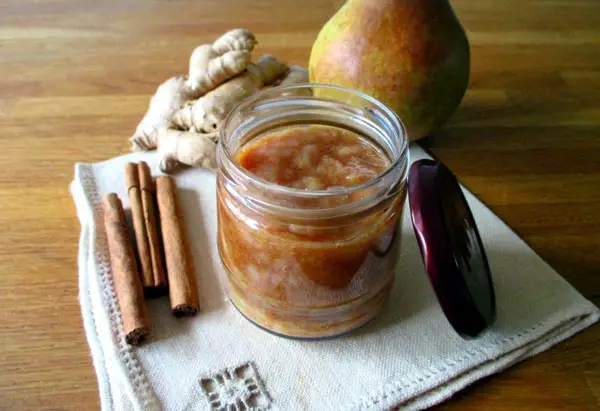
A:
219;83;409;201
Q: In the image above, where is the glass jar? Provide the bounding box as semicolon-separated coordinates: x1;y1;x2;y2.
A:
216;84;409;339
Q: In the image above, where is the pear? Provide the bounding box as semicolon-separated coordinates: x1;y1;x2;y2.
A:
309;0;470;141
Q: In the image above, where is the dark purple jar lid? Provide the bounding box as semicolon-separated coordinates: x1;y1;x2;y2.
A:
408;159;496;339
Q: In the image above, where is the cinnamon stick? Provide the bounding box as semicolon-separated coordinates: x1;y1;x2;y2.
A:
125;162;167;297
156;176;199;317
103;193;150;345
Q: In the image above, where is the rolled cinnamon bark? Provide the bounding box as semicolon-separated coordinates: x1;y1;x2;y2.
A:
156;176;199;317
103;193;150;345
125;162;167;297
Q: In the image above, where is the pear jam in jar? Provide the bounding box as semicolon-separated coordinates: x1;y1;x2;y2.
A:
217;85;409;338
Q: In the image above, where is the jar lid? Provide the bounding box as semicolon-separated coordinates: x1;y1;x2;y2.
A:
408;159;496;339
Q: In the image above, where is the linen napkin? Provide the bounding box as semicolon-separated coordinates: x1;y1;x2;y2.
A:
71;145;599;411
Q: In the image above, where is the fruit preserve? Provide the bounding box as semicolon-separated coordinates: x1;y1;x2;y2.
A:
217;85;409;338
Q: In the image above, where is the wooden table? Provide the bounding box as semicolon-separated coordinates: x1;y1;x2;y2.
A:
1;0;599;409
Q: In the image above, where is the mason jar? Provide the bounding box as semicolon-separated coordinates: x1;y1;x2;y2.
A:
216;84;409;339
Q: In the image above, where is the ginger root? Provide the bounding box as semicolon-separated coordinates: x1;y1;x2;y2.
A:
211;28;258;57
275;65;312;96
157;128;218;173
130;29;256;152
277;65;309;87
126;28;313;175
172;55;288;133
186;28;257;93
129;76;193;151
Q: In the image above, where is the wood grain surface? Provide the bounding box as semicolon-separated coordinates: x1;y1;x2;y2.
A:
1;0;599;409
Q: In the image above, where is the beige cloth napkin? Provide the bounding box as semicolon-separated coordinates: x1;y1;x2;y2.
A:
71;145;599;411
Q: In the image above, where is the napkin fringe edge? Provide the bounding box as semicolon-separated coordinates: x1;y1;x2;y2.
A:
73;163;161;411
348;303;599;410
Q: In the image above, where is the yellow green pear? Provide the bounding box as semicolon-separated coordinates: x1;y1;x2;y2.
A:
309;0;470;141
